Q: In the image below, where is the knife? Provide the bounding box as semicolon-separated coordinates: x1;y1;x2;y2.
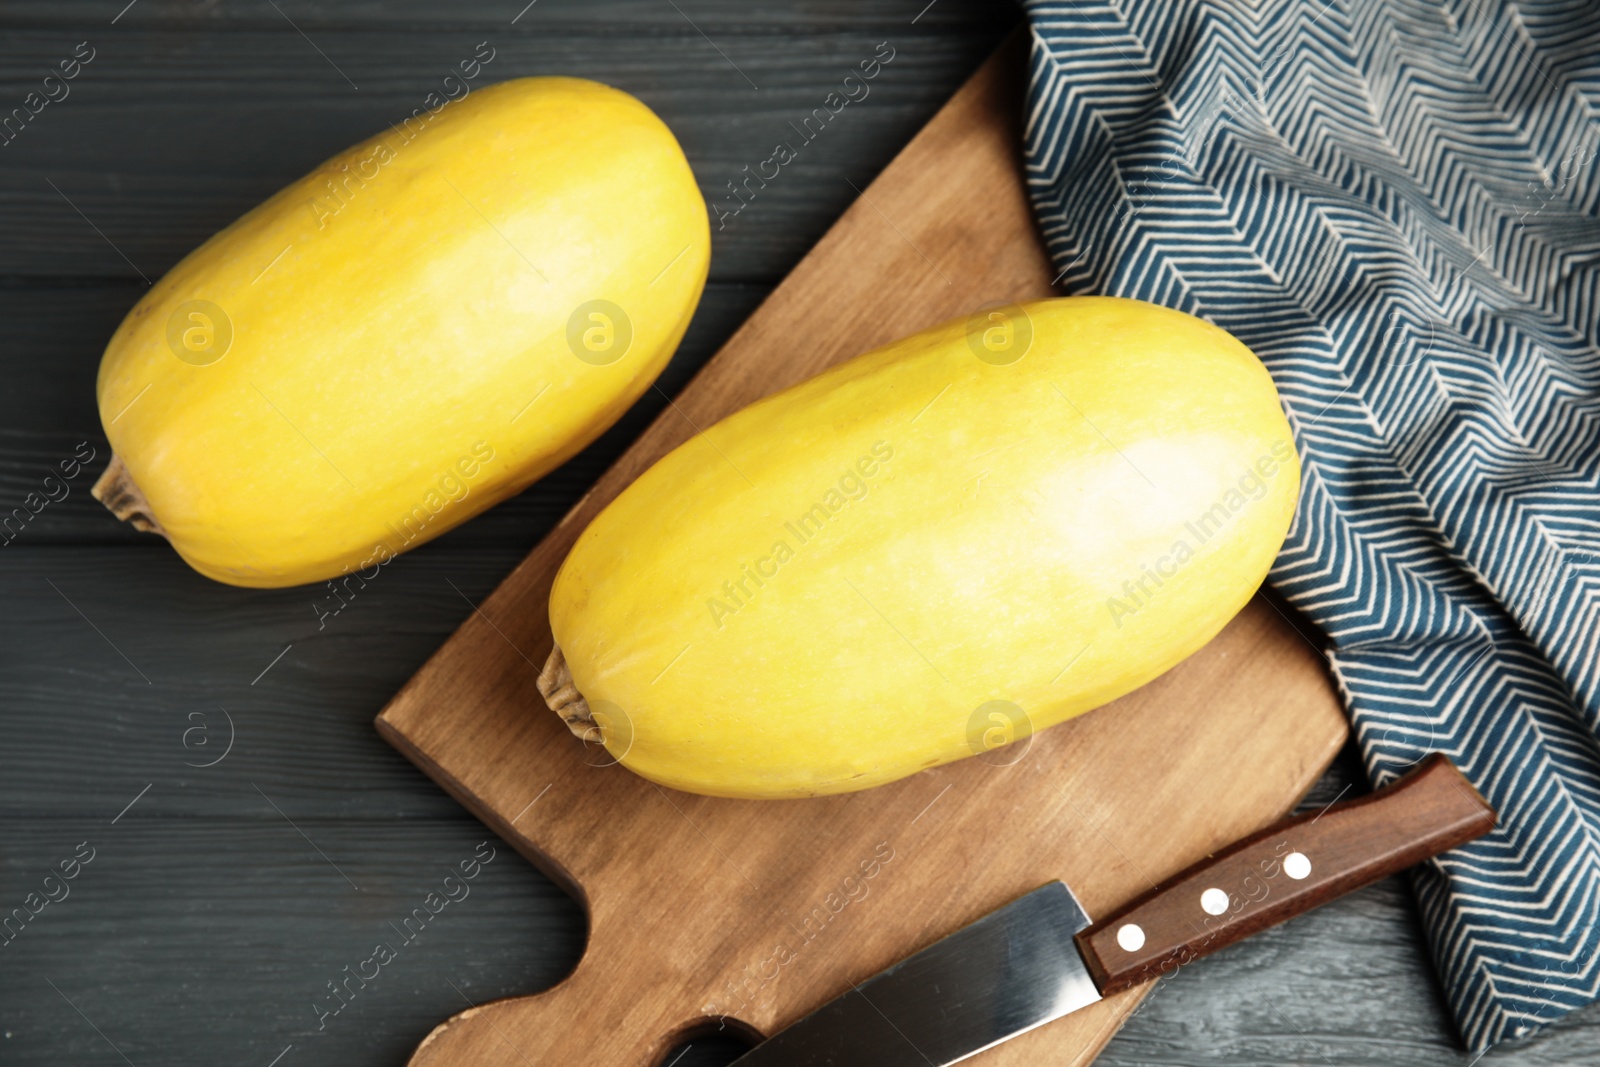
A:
731;754;1494;1066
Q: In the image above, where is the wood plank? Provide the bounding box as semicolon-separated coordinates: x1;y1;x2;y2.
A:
0;545;531;818
376;35;1350;1066
7;0;1004;30
0;23;1012;281
0;817;584;1066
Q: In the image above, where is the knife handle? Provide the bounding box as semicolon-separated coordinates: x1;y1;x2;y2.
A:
1075;754;1494;996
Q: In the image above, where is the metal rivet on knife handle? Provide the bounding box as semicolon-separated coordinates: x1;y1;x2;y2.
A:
1073;754;1496;997
1116;923;1145;951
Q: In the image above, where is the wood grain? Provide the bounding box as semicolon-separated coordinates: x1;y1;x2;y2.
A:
1079;756;1495;996
375;35;1350;1067
6;0;999;28
0;23;1011;282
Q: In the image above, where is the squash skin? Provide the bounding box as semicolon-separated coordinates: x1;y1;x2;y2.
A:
548;297;1300;799
95;77;709;587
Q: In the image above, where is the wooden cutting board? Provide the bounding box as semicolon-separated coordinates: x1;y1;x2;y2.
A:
376;33;1350;1067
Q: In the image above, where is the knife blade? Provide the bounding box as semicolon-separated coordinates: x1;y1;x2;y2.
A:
732;754;1494;1067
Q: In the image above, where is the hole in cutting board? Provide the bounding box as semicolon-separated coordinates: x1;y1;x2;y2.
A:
659;1030;757;1067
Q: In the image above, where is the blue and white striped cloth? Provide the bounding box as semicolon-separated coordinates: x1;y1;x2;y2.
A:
1022;0;1600;1049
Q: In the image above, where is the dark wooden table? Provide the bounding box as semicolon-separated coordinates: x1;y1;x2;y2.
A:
2;3;1595;1064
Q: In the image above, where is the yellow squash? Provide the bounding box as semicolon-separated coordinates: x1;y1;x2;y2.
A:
542;297;1300;798
94;76;708;587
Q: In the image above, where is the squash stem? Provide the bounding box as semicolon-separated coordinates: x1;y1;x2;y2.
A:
90;454;168;538
538;642;600;742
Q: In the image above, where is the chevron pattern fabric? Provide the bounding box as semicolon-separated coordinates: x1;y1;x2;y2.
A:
1022;0;1600;1050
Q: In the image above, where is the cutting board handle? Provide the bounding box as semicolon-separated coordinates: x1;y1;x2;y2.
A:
1075;754;1494;995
